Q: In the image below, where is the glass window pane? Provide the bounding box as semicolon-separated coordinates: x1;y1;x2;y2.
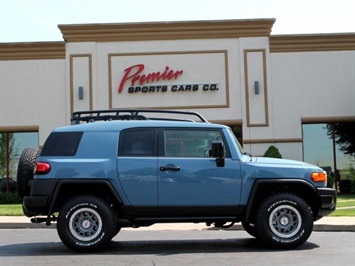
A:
303;122;355;185
164;129;223;157
303;124;333;170
119;129;155;157
41;132;83;156
0;132;39;181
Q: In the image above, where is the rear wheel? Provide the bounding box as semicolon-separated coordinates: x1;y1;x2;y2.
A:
241;222;258;238
17;147;41;198
57;195;116;252
255;193;314;248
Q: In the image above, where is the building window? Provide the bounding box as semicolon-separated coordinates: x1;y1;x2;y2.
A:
229;125;243;145
302;122;355;190
0;132;39;183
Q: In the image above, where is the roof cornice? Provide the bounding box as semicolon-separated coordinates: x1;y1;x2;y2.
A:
0;42;65;60
58;19;276;42
270;33;355;52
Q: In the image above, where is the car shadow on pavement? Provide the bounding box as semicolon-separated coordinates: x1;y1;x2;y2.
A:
0;238;319;256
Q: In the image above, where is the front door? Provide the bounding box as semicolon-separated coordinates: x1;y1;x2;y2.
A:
158;128;242;216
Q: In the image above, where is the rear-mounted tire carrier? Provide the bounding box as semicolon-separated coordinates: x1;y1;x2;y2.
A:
17;147;41;199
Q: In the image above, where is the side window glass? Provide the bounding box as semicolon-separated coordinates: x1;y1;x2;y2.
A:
164;129;224;158
41;132;83;156
119;129;155;157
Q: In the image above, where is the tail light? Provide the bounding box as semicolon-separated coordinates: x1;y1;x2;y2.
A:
35;162;51;175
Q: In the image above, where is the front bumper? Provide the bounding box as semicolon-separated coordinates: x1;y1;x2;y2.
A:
317;187;337;218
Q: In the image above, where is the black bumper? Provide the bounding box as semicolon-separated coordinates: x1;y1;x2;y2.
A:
22;179;58;217
316;187;337;218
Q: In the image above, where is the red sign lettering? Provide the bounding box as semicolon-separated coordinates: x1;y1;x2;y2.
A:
118;64;183;93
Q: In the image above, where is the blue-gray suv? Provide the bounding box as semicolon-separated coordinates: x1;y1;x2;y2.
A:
18;110;336;252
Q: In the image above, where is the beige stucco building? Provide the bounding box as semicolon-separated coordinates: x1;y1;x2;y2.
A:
1;19;354;172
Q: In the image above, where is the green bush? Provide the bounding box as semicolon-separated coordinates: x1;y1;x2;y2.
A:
339;179;352;194
0;192;22;204
351;180;355;194
0;178;18;192
327;173;335;189
263;145;282;158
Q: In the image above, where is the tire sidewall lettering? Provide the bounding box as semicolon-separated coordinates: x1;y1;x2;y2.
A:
65;203;97;219
267;200;297;213
75;232;105;247
272;229;305;243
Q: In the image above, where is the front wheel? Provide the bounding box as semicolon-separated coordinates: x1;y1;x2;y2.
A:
255;193;314;248
57;195;116;252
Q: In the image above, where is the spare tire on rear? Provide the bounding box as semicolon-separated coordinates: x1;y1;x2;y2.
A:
17;147;41;199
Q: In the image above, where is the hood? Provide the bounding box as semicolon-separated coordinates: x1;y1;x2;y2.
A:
246;156;322;171
255;157;308;165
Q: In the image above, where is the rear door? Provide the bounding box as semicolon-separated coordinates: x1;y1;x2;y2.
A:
117;128;158;213
157;128;242;216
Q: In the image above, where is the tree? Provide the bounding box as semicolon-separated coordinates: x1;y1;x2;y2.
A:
327;122;355;157
263;145;282;158
0;133;16;178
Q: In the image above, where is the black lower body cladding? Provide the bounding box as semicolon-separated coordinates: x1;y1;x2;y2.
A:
22;179;58;217
317;187;337;217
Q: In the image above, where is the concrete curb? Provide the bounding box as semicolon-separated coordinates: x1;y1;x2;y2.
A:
0;216;354;231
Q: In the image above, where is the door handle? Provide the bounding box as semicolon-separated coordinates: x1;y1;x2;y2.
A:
160;165;180;171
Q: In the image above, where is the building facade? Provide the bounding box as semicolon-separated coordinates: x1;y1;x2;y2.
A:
1;19;354;181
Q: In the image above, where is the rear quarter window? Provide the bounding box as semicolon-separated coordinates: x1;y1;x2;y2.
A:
41;132;83;156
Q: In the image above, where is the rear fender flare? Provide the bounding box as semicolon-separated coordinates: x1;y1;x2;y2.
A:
47;179;123;216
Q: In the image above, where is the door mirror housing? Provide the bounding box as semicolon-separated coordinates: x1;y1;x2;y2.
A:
211;141;225;167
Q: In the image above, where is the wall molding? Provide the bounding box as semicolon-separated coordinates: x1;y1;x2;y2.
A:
301;116;355;123
244;49;269;127
244;138;303;144
69;54;93;113
0;126;39;132
108;50;230;109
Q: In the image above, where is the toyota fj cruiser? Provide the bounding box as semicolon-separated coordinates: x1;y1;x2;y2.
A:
18;109;336;252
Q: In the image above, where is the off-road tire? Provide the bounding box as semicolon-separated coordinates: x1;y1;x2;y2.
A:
241;222;258;238
17;147;41;198
57;195;116;252
255;193;313;248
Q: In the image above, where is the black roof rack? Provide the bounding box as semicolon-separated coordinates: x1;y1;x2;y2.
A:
71;109;209;124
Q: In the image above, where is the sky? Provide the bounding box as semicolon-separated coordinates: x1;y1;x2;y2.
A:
0;0;354;43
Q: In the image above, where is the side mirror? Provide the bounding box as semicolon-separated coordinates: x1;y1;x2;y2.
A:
211;141;225;167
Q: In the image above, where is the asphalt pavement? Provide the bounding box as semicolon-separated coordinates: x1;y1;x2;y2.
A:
0;216;354;231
